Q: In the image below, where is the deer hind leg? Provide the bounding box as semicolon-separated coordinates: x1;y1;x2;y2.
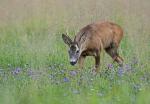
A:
105;43;123;66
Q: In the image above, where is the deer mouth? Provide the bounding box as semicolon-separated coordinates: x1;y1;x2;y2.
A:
70;61;77;66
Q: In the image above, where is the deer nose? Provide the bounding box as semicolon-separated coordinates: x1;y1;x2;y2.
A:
70;61;77;66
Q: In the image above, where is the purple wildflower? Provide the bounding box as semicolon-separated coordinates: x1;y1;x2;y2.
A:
63;77;69;82
118;67;124;76
70;70;77;76
12;67;21;75
107;64;114;69
125;64;132;71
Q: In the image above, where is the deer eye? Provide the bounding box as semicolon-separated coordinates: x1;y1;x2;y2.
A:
76;50;79;53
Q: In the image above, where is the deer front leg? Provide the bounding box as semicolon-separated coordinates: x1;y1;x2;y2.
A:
78;55;86;69
91;55;100;75
94;55;100;73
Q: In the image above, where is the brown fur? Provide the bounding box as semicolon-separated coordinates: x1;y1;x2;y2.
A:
74;21;124;72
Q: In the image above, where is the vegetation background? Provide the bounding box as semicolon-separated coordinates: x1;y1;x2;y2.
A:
0;0;149;104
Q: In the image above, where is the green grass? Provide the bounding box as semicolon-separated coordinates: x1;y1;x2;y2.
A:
0;0;150;104
0;21;149;104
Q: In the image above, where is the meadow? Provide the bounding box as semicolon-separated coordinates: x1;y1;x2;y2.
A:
0;0;150;104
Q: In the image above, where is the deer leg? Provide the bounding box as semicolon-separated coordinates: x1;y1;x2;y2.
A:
113;55;124;66
112;47;123;66
78;56;86;69
94;55;100;72
105;43;123;66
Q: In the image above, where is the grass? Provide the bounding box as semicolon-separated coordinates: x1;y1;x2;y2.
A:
0;0;150;104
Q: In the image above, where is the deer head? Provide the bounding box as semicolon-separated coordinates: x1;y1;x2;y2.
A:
62;34;80;65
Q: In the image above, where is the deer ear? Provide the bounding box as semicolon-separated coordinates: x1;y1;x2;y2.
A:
62;34;72;46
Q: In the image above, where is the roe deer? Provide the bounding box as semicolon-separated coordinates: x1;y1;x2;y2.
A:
62;21;123;73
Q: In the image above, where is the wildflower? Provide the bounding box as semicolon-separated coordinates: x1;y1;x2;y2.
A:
125;64;132;71
107;64;113;69
12;67;21;75
63;77;69;82
118;67;124;77
70;70;77;76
